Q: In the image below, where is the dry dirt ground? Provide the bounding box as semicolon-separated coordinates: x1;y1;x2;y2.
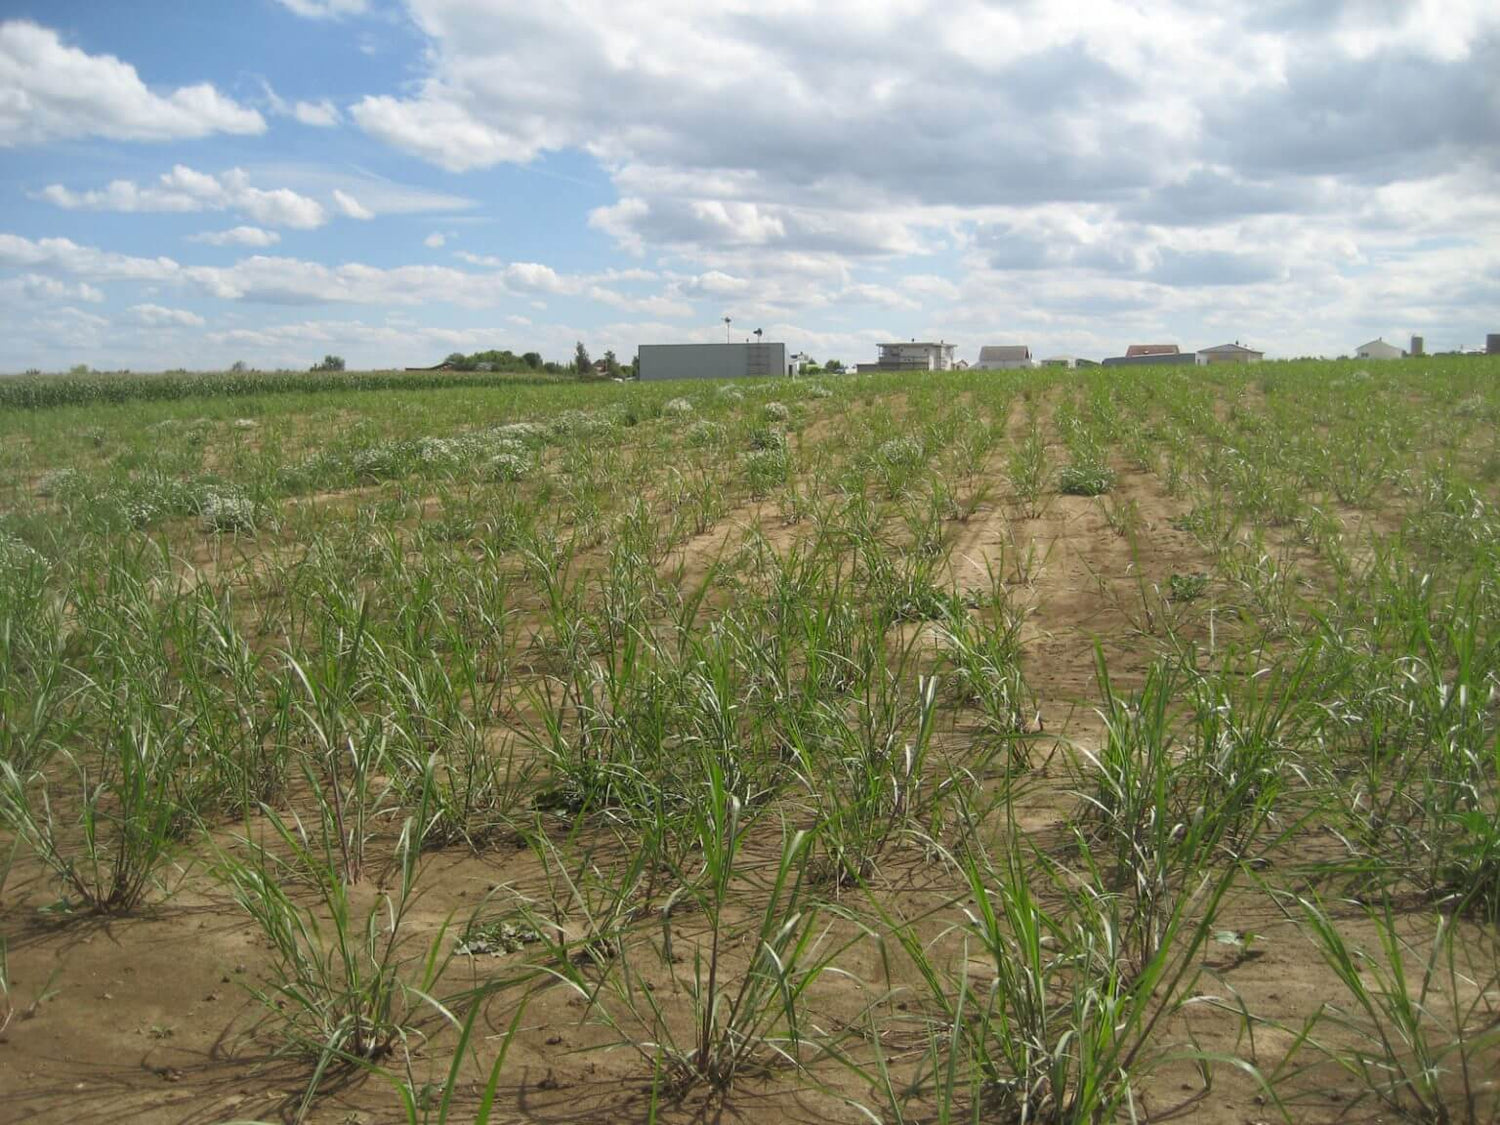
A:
1;391;1494;1125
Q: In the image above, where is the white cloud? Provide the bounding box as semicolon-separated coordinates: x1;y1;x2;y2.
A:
239;163;478;216
41;165;327;228
352;90;545;171
0;233;179;281
189;226;282;248
132;303;205;327
292;99;342;127
0;273;105;303
331;0;1500;356
424;231;446;248
0;231;691;318
273;0;369;18
333;190;376;220
0;21;264;145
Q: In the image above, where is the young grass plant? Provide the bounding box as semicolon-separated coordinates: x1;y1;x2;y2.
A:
214;768;463;1117
876;804;1252;1124
0;699;189;914
1289;897;1500;1124
536;756;851;1093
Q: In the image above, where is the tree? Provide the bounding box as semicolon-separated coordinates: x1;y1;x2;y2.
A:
229;360;248;373
603;349;621;377
522;351;542;369
825;358;845;373
574;341;591;376
311;355;346;372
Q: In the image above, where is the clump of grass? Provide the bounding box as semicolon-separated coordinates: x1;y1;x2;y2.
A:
198;489;257;533
744;447;789;496
663;397;694;417
1167;571;1209;602
1291;898;1500;1124
213;772;467;1113
684;419;724;448
1007;423;1049;517
486;450;533;482
0;712;189;915
748;425;787;452
1058;462;1115;496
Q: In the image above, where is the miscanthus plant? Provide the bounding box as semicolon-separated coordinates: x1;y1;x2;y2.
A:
213;766;474;1117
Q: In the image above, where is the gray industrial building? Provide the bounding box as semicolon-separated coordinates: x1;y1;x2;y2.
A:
1101;351;1197;367
637;341;789;380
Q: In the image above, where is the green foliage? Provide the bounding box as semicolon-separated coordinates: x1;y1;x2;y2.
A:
0;366;563;409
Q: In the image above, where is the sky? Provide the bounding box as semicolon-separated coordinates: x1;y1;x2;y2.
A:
0;0;1497;372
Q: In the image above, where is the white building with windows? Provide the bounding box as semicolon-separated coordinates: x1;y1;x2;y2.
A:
857;340;956;373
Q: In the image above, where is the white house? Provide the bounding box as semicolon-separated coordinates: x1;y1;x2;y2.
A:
1355;338;1404;360
857;340;956;373
975;345;1034;369
1196;342;1264;365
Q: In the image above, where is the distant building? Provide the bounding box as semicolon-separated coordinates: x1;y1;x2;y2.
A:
1486;333;1499;355
1410;336;1424;357
1355;338;1404;361
638;341;789;380
1040;356;1098;368
789;351;813;373
954;359;970;370
1196;342;1264;365
1102;344;1195;367
974;345;1034;370
856;340;956;373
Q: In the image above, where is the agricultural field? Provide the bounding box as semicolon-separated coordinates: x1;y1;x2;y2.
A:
1;359;1499;1125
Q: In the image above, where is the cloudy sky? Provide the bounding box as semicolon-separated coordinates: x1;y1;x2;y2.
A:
1;0;1497;371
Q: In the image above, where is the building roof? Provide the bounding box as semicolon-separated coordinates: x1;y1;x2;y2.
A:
1125;344;1180;357
1197;342;1262;355
1355;338;1401;351
978;345;1031;361
878;341;954;349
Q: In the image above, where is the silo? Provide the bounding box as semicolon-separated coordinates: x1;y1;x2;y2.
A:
1410;335;1424;357
1488;334;1500;355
